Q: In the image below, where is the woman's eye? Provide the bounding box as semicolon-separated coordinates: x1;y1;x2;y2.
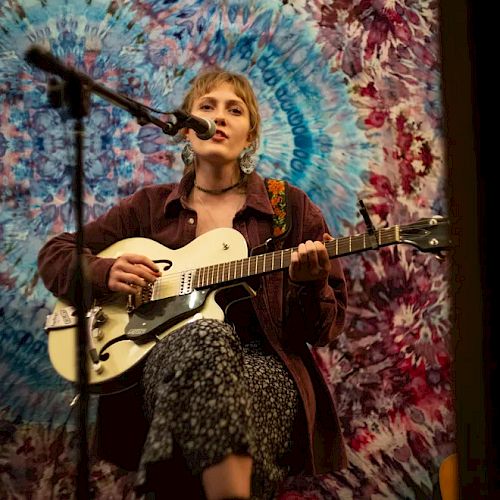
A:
230;108;242;115
199;104;212;110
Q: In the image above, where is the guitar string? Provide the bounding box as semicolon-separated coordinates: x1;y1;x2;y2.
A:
145;221;447;292
149;221;446;287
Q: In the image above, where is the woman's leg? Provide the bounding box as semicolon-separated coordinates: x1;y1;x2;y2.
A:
137;319;256;498
136;320;299;500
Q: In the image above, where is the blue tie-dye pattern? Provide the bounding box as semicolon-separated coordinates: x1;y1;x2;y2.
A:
0;0;372;423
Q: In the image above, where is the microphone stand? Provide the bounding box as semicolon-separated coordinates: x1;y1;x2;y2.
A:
65;73;91;500
25;46;192;498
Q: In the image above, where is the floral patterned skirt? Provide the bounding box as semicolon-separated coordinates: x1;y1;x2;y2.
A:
135;319;299;500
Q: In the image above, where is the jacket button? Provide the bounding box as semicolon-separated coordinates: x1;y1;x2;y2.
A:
188;217;195;224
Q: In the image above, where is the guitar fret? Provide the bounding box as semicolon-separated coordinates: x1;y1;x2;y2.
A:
189;220;439;289
355;235;362;251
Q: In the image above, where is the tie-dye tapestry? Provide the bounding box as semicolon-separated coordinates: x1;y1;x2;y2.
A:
0;1;453;498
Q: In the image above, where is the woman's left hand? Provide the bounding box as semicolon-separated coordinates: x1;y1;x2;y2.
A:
289;233;333;284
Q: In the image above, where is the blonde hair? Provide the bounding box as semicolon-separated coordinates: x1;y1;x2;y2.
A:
181;70;261;151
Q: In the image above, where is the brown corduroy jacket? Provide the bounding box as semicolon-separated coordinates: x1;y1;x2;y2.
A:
38;170;348;474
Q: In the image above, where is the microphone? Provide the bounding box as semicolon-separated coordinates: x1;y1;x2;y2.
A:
174;110;216;140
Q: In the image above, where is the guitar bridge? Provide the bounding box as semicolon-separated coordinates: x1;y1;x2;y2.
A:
127;281;155;313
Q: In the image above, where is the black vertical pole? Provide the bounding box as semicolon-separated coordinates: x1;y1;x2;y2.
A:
66;74;91;499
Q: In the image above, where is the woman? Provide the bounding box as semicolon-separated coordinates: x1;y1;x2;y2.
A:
38;70;348;500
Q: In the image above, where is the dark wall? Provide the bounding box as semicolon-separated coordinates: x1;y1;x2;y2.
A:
440;0;497;496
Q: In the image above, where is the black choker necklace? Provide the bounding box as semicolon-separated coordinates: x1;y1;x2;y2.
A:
194;177;243;195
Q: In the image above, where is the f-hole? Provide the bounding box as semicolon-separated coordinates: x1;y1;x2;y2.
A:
154;259;172;272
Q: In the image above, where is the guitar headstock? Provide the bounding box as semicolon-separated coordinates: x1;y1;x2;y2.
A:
399;216;451;253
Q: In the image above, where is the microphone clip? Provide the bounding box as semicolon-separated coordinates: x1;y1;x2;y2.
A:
168;109;215;140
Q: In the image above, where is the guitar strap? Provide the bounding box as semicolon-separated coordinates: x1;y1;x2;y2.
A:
264;177;292;250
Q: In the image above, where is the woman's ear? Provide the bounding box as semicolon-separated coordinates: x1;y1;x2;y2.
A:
245;134;255;151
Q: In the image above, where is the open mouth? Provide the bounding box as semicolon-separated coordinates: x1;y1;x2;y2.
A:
214;129;228;139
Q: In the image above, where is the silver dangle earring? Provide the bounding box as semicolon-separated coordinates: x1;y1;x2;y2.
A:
181;142;195;167
239;146;256;175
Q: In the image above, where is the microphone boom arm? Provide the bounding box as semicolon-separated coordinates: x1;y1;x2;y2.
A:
25;45;183;136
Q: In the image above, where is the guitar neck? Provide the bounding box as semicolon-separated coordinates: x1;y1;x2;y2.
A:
194;225;400;288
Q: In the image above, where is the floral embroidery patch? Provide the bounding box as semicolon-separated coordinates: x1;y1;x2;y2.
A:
265;178;288;239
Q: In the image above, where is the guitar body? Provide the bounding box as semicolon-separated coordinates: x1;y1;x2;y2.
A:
45;217;450;393
47;228;249;393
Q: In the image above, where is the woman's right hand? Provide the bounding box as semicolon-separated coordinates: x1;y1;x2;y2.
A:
108;254;161;294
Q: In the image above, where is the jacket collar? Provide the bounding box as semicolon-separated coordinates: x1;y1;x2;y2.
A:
164;170;275;218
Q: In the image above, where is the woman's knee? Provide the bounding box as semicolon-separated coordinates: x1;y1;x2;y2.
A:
184;319;240;348
168;319;242;367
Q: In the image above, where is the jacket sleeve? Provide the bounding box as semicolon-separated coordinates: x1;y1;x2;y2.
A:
282;190;347;347
37;193;143;301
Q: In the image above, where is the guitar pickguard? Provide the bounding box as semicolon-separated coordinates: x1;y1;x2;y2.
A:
125;289;210;343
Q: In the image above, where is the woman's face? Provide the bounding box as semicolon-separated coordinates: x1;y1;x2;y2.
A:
187;82;252;166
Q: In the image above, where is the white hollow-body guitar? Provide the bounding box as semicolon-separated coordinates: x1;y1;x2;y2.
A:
45;218;450;394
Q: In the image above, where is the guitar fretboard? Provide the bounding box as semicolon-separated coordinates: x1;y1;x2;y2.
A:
194;226;399;288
